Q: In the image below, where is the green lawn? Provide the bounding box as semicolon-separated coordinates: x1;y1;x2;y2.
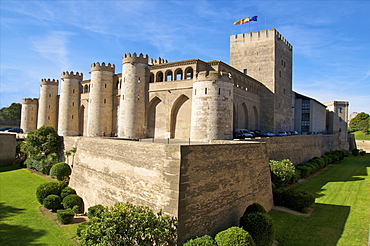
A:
0;165;78;246
269;154;370;246
353;131;370;140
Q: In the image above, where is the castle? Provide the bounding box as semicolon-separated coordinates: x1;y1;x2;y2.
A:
22;28;348;141
19;29;351;243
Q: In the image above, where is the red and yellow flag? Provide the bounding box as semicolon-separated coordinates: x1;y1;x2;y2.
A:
234;16;258;25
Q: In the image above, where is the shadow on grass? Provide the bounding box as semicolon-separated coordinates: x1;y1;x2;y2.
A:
0;165;22;173
270;203;350;246
0;223;48;246
0;202;25;220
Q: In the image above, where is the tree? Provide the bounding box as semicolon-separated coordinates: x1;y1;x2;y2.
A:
0;102;21;121
21;125;60;157
77;202;177;246
50;162;71;181
350;112;370;133
215;227;255;246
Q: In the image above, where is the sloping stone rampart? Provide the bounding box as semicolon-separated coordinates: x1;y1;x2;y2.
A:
0;133;16;166
356;140;370;152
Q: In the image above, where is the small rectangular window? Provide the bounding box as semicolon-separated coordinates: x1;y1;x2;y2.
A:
243;69;247;74
205;88;208;94
218;88;221;95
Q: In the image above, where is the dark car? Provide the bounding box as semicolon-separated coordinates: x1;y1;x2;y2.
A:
0;127;11;131
5;128;23;133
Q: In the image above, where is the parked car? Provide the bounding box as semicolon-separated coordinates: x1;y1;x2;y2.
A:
0;127;11;131
260;131;276;137
276;131;288;136
249;130;261;137
234;129;254;138
5;128;23;133
289;131;299;135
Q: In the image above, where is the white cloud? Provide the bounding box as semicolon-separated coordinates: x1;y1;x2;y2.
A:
30;31;73;70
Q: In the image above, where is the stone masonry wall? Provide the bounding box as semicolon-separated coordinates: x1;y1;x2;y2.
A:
0;133;16;166
177;142;272;244
66;137;181;216
356;140;370;152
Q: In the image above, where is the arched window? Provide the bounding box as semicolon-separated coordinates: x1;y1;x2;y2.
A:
175;68;183;80
185;67;194;79
149;73;154;83
156;71;164;82
165;70;173;81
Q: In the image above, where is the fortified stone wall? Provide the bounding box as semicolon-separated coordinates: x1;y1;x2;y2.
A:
177;142;272;243
64;137;273;244
356;140;370;152
0;133;16;166
263;134;341;164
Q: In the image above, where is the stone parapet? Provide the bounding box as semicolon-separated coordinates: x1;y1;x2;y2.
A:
122;53;148;64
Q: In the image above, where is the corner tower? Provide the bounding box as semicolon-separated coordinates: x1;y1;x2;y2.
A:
118;53;148;138
58;71;83;136
230;29;293;132
86;62;115;137
21;98;38;133
190;71;234;141
37;79;59;129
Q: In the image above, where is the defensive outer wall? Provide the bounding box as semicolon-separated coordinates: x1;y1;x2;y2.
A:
64;134;342;244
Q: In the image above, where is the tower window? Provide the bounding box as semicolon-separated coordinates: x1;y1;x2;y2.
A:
47;116;50;120
205;88;208;94
48;105;50;109
104;99;106;104
243;69;247;74
279;71;282;78
194;89;196;95
219;88;221;95
72;115;74;119
72;102;74;106
72;89;75;93
104;84;107;88
49;94;51;97
138;77;141;83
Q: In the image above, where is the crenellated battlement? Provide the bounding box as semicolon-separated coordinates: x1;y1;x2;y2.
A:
122;52;148;64
91;62;115;72
22;98;38;104
230;28;292;50
196;71;231;82
62;71;83;80
149;57;168;65
40;79;59;86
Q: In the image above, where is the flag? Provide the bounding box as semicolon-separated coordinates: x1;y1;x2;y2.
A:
233;16;258;25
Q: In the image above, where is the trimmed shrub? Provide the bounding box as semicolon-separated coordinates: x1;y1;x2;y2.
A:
352;148;360;156
243;203;266;215
239;212;275;246
63;194;83;210
269;159;296;188
50;162;71;181
43;194;61;212
183;235;217;246
87;204;105;219
36;182;61;205
61;186;76;199
272;188;285;206
295;165;311;178
283;189;315;213
360;150;366;156
57;209;74;224
215;226;255;246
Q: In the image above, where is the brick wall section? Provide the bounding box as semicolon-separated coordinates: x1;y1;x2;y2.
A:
177;142;273;243
0;133;16;166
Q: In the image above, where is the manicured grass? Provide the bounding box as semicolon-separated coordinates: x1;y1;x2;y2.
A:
269;154;370;246
0;165;78;246
353;131;370;140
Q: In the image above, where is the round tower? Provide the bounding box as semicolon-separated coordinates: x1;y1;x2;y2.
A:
21;98;38;133
190;71;234;141
37;79;59;130
86;62;115;137
118;53;148;138
58;71;83;136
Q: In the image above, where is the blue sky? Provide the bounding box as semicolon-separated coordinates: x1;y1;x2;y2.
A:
1;0;369;115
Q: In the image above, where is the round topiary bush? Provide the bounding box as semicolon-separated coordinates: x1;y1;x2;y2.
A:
61;186;76;199
215;226;255;246
57;209;75;224
352;148;360;156
283;189;315;212
43;194;62;212
239;212;275;246
63;194;83;210
243;203;266;215
50;162;71;181
183;235;217;246
36;182;61;205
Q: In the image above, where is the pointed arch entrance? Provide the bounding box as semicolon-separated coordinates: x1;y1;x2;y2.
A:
170;95;190;139
147;97;166;138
